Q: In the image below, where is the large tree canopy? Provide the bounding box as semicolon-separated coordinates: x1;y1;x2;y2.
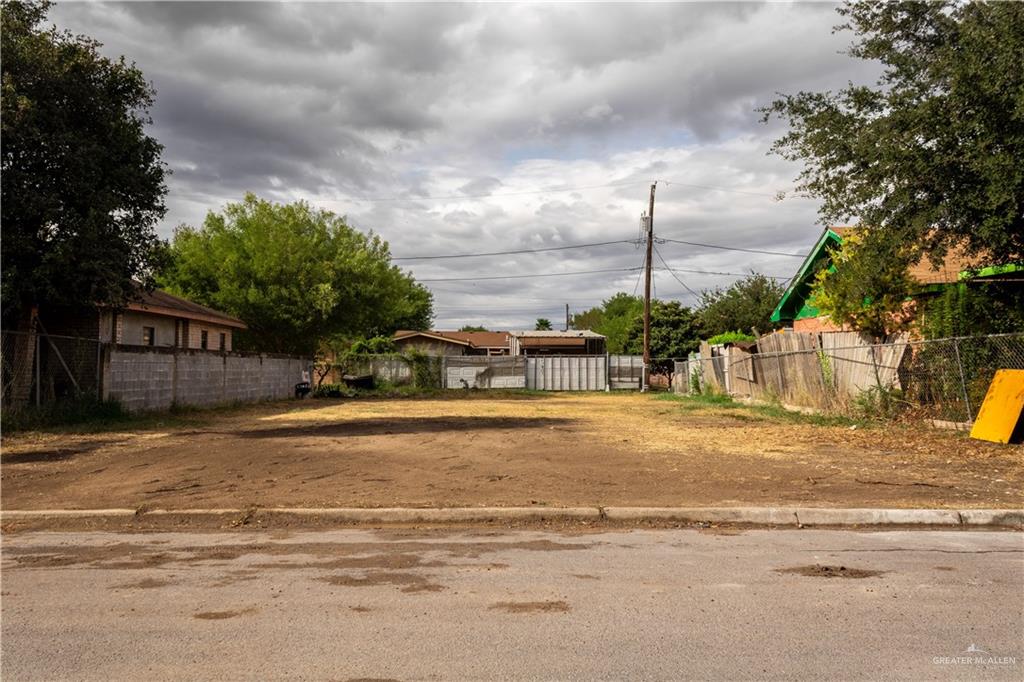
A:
697;273;785;339
571;292;643;353
624;300;703;359
763;1;1024;266
159;194;433;355
1;0;167;322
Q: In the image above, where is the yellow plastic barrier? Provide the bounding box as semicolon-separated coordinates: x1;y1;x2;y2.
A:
970;369;1024;444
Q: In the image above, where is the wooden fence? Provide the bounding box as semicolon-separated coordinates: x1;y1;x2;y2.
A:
682;331;912;411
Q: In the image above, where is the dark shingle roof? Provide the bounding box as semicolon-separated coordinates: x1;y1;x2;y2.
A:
127;288;246;328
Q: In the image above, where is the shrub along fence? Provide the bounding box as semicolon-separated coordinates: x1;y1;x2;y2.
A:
676;332;1024;425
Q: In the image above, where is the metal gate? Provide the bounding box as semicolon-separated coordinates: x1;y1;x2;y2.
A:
608;354;643;390
526;355;607;391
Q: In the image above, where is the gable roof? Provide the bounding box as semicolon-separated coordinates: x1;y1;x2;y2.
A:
126;288;246;328
770;226;1011;323
438;331;512;348
393;330;511;349
770;227;846;323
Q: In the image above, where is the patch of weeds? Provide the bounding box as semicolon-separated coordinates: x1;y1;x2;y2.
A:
853;386;907;422
2;397;128;433
747;402;860;428
3;397;290;437
723;412;761;423
312;383;357;398
654;392;741;409
652;391;862;428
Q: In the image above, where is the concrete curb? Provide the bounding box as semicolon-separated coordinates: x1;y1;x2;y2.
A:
2;506;1022;528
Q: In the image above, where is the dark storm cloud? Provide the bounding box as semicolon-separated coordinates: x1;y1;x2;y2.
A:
47;1;875;328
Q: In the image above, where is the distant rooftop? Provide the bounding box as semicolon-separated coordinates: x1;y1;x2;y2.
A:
509;330;605;338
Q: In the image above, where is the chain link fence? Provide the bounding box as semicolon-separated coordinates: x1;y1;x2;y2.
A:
2;330;102;409
676;332;1024;425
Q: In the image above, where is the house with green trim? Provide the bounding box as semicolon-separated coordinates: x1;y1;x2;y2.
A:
771;227;1022;333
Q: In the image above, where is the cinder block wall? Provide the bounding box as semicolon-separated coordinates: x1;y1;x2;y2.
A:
103;346;308;412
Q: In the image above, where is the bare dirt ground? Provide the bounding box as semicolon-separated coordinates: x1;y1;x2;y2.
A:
2;393;1021;512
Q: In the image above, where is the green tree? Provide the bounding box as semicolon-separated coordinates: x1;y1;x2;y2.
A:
624;300;703;358
160;194;432;355
918;283;1024;339
349;336;398;355
762;1;1024;268
571;292;642;353
698;273;785;338
458;325;488;332
534;318;552;331
1;0;168;323
811;231;916;339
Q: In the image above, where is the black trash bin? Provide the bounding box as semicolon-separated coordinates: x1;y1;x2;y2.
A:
342;374;375;390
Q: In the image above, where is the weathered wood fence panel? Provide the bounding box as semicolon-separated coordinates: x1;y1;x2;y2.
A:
728;346;757;397
683;332;914;411
820;332;908;398
699;341;728;393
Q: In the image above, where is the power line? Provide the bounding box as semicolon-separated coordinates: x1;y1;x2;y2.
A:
393;239;638;261
632;247;647;296
655;266;788;280
658;237;808;258
417;266;642;283
653;245;700;299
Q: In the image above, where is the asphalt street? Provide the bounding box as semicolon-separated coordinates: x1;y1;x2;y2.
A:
2;527;1022;680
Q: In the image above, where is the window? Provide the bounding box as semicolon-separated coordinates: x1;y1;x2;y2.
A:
200;330;208;350
142;326;155;346
219;332;226;351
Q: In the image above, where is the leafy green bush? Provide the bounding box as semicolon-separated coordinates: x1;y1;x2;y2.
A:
705;331;756;345
853;385;906;421
402;350;443;389
689;369;702;395
312;383;355;398
350;336;398;355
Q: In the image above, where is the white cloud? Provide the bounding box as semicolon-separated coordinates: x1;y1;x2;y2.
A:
47;1;876;328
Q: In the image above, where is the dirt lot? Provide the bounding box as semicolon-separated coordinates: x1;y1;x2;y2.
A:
2;393;1021;512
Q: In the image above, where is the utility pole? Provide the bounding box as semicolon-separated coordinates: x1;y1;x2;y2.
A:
565;303;570;331
642;182;656;392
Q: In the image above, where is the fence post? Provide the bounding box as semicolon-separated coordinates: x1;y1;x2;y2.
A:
441;356;447;390
952;338;973;424
95;340;102;400
774;351;784;400
35;333;41;408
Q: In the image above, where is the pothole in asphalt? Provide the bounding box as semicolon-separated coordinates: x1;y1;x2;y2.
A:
775;564;884;579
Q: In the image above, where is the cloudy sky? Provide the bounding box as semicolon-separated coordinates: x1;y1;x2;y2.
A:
51;1;877;329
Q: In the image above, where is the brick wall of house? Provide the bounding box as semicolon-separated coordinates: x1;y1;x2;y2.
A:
793;316;847;333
